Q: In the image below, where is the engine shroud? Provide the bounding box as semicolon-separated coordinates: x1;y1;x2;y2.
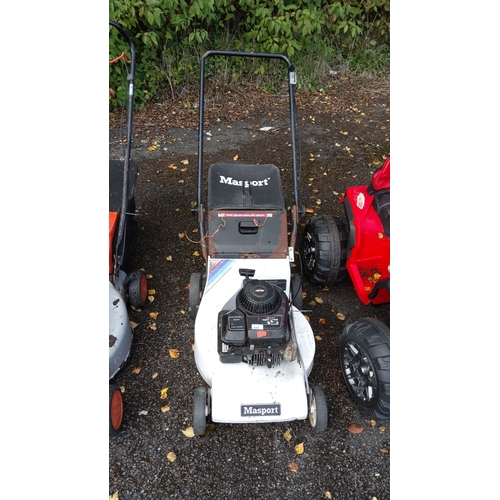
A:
218;279;291;367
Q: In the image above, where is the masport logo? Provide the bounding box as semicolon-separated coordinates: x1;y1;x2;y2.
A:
241;404;281;416
219;175;270;187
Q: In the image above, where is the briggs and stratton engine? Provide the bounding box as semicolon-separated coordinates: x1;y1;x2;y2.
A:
217;279;293;368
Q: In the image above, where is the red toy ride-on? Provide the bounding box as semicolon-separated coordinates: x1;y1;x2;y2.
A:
302;157;390;420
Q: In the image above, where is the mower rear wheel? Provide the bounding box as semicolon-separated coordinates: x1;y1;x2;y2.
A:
109;384;124;436
308;385;328;433
128;270;148;307
339;318;390;421
302;215;347;286
193;387;209;436
291;273;303;310
189;273;202;320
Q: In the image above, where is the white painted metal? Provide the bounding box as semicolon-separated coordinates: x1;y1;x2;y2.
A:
194;257;316;423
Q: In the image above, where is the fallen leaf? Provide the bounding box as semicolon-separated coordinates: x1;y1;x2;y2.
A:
150;312;158;319
180;309;186;315
148;289;156;295
161;405;171;413
381;448;388;453
370;419;377;427
168;163;177;169
132;367;141;375
294;442;304;455
289;462;299;473
336;312;345;320
283;428;292;442
380;426;387;432
305;208;315;214
319;318;326;325
166;451;176;462
109;493;119;500
315;335;322;341
181;159;189;164
146;274;153;279
325;493;332;499
169;348;180;358
193;251;200;257
233;155;239;160
147;323;157;330
148;296;155;303
315;297;324;304
160;387;169;399
166;255;173;261
130;321;138;330
182;426;195;438
347;424;364;434
179;232;185;238
152;372;158;379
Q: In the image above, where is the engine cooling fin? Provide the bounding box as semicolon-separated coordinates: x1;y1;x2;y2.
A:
236;280;282;315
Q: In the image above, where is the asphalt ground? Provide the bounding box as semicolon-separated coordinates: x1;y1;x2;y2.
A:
108;79;391;500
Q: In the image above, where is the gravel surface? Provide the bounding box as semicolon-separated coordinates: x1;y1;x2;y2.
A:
109;76;390;500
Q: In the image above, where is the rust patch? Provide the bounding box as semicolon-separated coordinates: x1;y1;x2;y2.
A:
109;335;117;347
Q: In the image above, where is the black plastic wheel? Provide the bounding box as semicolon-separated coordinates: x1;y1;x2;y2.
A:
188;273;202;320
193;387;209;436
308;385;328;433
302;215;348;286
128;270;147;307
291;273;303;310
339;318;390;420
109;384;124;436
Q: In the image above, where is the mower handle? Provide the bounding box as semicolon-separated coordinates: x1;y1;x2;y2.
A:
195;50;301;222
109;20;136;278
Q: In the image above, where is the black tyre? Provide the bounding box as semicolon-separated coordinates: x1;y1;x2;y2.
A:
308;385;328;433
188;273;202;320
302;215;348;286
128;270;148;307
290;273;303;310
193;387;209;436
109;384;124;436
339;318;390;420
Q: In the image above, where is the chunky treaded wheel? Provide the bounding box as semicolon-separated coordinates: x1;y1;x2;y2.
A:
188;273;202;320
308;385;328;433
339;318;390;420
109;384;124;436
128;270;148;307
193;387;209;436
291;273;303;310
302;215;348;286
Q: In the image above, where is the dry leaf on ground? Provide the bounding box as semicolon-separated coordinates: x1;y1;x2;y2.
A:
294;443;304;455
182;426;195;438
166;452;176;462
289;462;299;473
347;424;364;434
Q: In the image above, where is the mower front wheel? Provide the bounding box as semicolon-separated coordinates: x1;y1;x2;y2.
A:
302;215;347;286
339;318;390;421
128;270;148;307
308;385;328;433
109;384;124;436
193;387;210;436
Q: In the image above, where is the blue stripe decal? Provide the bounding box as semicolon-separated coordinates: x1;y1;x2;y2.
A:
206;260;233;294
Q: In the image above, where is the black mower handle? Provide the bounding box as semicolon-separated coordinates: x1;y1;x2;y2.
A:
196;50;301;214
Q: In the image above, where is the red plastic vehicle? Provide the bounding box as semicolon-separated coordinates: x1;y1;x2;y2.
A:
302;157;390;420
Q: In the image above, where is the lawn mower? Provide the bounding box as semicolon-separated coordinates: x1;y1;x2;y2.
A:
109;20;148;435
301;157;390;420
188;50;328;436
